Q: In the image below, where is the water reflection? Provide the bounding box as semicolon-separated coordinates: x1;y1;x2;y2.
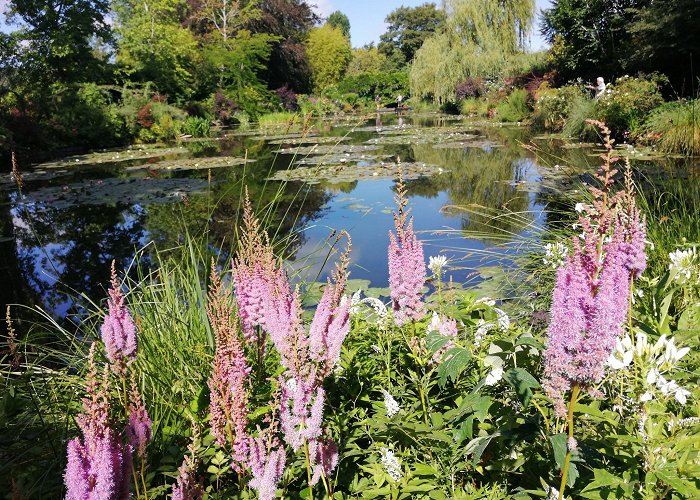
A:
3;114;555;321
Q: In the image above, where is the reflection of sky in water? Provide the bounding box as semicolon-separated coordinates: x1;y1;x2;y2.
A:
5;115;549;319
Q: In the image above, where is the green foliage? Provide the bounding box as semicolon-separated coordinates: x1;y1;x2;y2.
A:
180;116;212;138
410;0;536;103
562;95;597;139
379;2;446;66
595;75;665;136
642;100;700;155
532;84;586;131
337;71;410;101
327;10;351;40
306;24;352;91
495;88;530;122
347;47;387;77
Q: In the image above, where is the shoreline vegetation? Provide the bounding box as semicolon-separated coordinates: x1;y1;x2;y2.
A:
2;0;699;498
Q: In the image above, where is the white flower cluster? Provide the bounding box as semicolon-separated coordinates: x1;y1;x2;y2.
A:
667;416;699;432
381;390;400;418
379;447;402;482
668;247;699;285
474;307;510;347
428;255;449;276
608;333;692;405
350;290;388;322
543;242;569;270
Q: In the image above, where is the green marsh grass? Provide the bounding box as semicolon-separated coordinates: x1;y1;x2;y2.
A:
642;100;700;155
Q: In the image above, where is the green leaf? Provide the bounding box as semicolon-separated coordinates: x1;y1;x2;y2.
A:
549;433;568;470
515;335;544;350
465;431;501;465
426;331;451;355
437;347;471;387
504;368;540;407
412;463;438;476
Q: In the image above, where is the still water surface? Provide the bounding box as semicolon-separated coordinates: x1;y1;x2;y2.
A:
2;112;572;320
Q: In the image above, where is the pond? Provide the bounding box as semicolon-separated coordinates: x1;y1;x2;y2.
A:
1;112;652;321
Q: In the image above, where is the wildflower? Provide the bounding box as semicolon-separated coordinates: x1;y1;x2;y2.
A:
206;263;251;470
617;205;647;278
248;432;286;500
668;247;698;284
279;376;325;451
543;242;569;269
350;291;387;319
567;437;577;451
428;255;448;276
381;390;400;417
126;374;152;461
310;438;339;486
379;447;402;482
100;261;137;374
388;174;426;326
64;346;132;500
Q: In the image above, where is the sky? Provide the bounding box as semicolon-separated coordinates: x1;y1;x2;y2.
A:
1;0;552;51
314;0;553;51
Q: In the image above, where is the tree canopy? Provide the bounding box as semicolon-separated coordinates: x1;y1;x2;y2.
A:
410;0;535;103
327;11;351;41
306;24;352;91
378;3;445;67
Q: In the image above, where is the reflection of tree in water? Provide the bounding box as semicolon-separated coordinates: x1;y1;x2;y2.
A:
10;196;147;318
144;164;332;264
409;141;533;238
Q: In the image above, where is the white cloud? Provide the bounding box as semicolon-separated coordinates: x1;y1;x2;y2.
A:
311;0;334;18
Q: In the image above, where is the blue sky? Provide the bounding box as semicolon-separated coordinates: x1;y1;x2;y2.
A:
1;0;552;50
314;0;553;51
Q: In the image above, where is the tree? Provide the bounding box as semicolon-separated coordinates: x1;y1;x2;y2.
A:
306;24;351;91
410;0;535;103
4;0;112;84
113;0;199;101
378;3;445;66
346;46;387;76
541;0;642;82
246;0;318;92
327;10;350;40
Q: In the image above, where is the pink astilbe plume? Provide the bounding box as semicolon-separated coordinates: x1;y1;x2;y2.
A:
388;172;426;326
428;314;459;364
100;261;137;375
172;423;204;500
249;420;286;500
308;233;352;379
279;376;325;451
64;345;132;500
206;261;251;471
310;438;339;486
126;372;152;461
543;142;642;417
232;188;289;343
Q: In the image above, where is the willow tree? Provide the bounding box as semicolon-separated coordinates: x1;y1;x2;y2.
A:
410;0;535;103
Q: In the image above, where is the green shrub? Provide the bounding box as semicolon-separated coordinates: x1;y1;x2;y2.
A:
532;84;586;131
337;71;409;101
494;88;529;122
595;75;665;136
180;116;212;138
642;100;700;155
562;96;597;139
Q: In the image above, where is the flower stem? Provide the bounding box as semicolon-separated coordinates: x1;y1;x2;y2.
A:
558;384;580;500
303;438;314;499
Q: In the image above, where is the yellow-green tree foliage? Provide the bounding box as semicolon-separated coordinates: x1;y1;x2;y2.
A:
410;0;535;103
347;47;387;76
306;24;352;90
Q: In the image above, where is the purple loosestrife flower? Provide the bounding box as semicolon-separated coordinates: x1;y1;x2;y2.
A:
543;229;632;417
206;263;251;471
249;431;286;500
388;177;426;326
126;374;152;461
100;262;137;375
64;346;132;500
310;438;339;486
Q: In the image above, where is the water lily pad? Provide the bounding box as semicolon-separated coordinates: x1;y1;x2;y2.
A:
267;136;350;146
276;144;381;156
22;177;210;209
269;161;447;184
125;156;255;172
34;146;188;169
